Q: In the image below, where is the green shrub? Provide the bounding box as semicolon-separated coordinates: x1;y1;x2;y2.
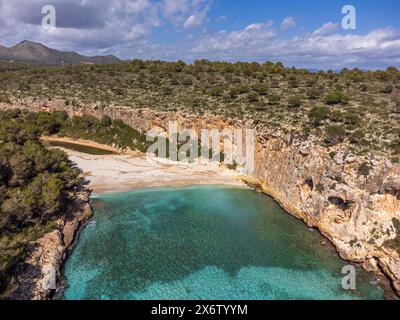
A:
247;92;259;102
308;105;329;127
325;92;341;104
209;85;224;97
325;91;349;105
181;77;193;86
288;96;301;108
357;162;371;176
390;92;400;108
307;87;320;99
229;84;250;98
252;83;268;95
329;110;344;123
384;218;400;252
305;79;316;87
390;156;399;164
100;115;112;127
349;129;365;144
315;183;325;193
170;77;179;85
268;94;281;104
288;76;299;88
343;112;361;129
389;138;400;153
381;85;393;94
325;125;347;144
161;86;173;95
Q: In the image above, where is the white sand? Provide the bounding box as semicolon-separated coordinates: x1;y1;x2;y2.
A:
64;149;245;194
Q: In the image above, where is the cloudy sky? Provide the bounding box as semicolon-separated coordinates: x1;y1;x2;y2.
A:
1;0;399;69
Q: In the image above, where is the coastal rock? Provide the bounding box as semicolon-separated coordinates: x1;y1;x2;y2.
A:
10;192;92;300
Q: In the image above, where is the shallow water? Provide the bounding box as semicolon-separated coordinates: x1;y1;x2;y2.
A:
62;186;385;300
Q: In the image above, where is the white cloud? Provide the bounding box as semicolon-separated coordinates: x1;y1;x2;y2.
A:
161;0;210;28
162;0;189;19
245;23;263;31
272;27;400;68
0;0;161;50
191;24;400;69
0;0;211;51
193;20;275;53
183;13;203;29
281;16;295;31
183;2;210;30
0;1;399;69
312;22;339;36
124;0;152;14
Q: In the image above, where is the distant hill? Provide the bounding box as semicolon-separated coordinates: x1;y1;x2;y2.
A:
0;40;121;65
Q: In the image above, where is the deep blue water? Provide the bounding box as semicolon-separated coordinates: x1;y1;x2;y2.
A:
62;186;385;300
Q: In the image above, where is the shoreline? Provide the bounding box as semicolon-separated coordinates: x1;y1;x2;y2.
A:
42;135;246;195
59;149;245;195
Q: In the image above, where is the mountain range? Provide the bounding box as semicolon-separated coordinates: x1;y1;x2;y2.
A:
0;40;121;65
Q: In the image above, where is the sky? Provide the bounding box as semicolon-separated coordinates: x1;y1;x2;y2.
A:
0;0;399;69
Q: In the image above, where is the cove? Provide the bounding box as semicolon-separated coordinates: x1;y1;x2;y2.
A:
62;185;385;300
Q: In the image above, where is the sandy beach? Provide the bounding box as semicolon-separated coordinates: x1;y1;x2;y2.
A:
63;149;245;195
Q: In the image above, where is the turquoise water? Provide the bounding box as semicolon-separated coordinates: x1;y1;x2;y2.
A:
62;186;385;300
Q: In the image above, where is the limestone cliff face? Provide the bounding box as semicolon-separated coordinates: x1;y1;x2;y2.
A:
1;99;399;296
249;138;400;295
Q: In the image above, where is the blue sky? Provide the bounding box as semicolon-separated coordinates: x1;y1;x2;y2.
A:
1;0;399;69
208;0;400;34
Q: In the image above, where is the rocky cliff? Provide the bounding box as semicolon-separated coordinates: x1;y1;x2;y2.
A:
247;138;400;296
1;99;399;297
9;192;93;300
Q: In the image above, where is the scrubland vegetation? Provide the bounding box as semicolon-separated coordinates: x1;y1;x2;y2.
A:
0;109;83;296
0;60;399;298
0;60;399;295
0;60;399;159
20;110;147;152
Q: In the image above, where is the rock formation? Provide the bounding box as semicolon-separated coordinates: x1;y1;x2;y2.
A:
9;192;93;300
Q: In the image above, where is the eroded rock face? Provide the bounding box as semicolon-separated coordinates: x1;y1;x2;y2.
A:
249;139;400;295
9;192;92;300
1;100;399;296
